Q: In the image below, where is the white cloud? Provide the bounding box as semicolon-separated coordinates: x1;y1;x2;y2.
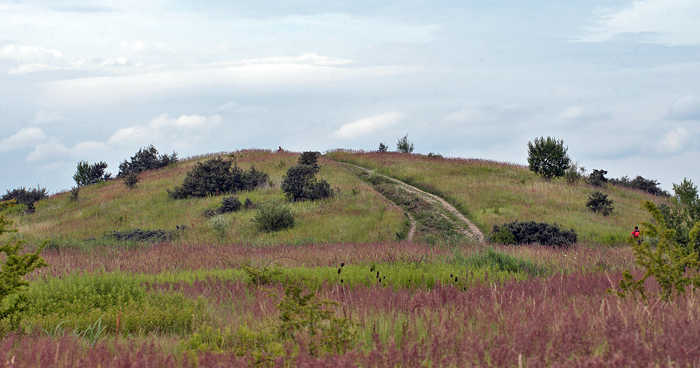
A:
25;140;110;163
107;114;222;147
33;111;67;125
583;0;700;45
333;112;403;139
658;127;692;154
0;128;48;152
0;45;64;64
240;53;353;66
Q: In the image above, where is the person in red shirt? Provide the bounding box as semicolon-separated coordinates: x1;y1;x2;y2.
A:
632;226;641;244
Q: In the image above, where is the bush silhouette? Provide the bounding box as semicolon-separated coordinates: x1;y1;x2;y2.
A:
118;144;177;177
586;191;614;216
491;220;577;247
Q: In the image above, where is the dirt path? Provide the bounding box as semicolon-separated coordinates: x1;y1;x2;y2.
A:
338;162;485;244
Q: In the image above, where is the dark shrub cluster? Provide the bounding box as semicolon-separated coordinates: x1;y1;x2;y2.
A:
609;175;669;196
491;220;577;247
1;186;48;213
117;144;178;177
252;202;294;232
587;169;608;187
73;161;112;187
586;191;614;216
281;152;333;202
168;158;269;199
105;228;178;242
219;196;242;214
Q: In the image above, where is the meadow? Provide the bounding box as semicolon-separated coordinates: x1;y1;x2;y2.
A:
0;149;695;367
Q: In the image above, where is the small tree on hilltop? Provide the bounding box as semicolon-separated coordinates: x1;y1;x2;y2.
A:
527;136;571;180
378;143;388;152
73;161;112;187
118;144;178;177
397;134;414;154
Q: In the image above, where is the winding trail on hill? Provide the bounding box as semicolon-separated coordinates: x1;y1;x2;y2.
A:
336;162;485;244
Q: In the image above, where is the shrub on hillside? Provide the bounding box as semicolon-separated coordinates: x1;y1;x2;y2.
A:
123;172;139;189
491;220;577;247
527;136;571;180
609;175;669;196
587;169;608;187
219;196;242;214
281;152;333;202
117;144;178;177
73;161;112;187
378;143;388;152
252;202;294;232
1;186;48;213
396;134;414;153
586;191;614;216
168;158;269;199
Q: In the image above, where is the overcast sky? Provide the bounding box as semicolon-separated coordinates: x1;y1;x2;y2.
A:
1;0;699;194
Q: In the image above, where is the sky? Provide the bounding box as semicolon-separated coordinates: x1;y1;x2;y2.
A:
1;0;699;194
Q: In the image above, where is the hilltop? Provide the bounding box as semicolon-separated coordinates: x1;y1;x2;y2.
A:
3;148;668;248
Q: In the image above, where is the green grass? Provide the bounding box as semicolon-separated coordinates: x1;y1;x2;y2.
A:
7;150;405;247
326;150;670;245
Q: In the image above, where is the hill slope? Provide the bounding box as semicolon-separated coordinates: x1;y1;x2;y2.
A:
6;150;406;247
326;150;669;245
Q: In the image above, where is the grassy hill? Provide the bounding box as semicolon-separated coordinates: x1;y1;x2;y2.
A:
3;148;670;247
4;148;698;367
5;150;406;248
326;150;670;245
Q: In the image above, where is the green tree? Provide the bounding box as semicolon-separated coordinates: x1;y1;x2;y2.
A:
73;161;111;187
396;134;414;153
1;202;48;334
527;136;571;180
378;143;388;152
616;201;700;301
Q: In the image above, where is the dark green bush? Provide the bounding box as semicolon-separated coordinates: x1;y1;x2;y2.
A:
609;175;669;196
105;228;178;242
587;169;608;187
378;143;388;152
281;152;333;202
169;158;269;199
491;220;577;247
297;151;321;172
252;203;294;232
73;161;112;187
1;186;48;213
219;196;241;214
117;144;177;177
586;191;614;216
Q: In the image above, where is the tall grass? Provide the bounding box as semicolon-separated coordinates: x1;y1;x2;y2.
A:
326;150;670;245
